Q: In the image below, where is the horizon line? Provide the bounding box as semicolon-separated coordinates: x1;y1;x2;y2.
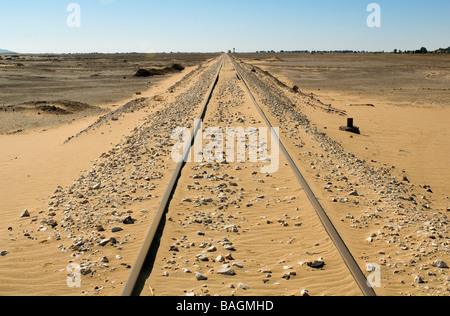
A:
3;46;450;55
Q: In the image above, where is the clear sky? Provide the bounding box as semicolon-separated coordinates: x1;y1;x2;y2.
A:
0;0;449;53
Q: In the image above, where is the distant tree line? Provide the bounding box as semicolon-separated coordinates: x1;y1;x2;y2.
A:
255;46;450;54
393;47;450;54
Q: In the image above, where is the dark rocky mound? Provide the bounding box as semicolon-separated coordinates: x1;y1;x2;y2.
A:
1;100;101;115
171;63;185;71
135;64;185;77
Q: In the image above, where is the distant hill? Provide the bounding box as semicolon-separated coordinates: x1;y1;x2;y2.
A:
0;49;17;54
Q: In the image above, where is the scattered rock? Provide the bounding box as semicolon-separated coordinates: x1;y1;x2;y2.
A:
282;272;296;280
197;254;209;262
433;260;448;269
80;266;92;276
414;275;425;284
47;219;58;228
99;239;110;246
122;216;135;225
223;244;236;251
307;261;325;269
238;283;249;290
232;262;244;269
300;289;310;297
217;266;236;276
366;263;378;272
112;227;123;233
195;272;208;281
20;209;30;218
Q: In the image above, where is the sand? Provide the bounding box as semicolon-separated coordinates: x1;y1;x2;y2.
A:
235;53;450;296
142;57;361;296
237;53;450;204
0;53;218;134
0;55;218;296
0;52;449;296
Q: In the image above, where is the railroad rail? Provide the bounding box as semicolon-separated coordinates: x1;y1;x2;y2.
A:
230;55;376;297
121;54;376;297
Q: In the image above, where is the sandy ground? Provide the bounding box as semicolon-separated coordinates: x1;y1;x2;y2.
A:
237;53;450;205
235;53;450;296
0;52;449;297
0;55;218;296
0;53;218;134
143;56;361;297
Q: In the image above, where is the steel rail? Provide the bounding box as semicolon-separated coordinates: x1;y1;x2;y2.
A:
122;54;376;296
229;55;376;297
121;57;224;296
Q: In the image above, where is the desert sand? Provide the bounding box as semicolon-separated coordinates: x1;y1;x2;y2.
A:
142;57;361;297
237;53;450;202
0;52;449;296
0;53;218;295
0;53;218;134
235;53;450;296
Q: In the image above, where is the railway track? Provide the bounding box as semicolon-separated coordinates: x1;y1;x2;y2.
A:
121;54;376;297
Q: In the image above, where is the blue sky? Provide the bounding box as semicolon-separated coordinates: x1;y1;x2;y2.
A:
0;0;449;53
